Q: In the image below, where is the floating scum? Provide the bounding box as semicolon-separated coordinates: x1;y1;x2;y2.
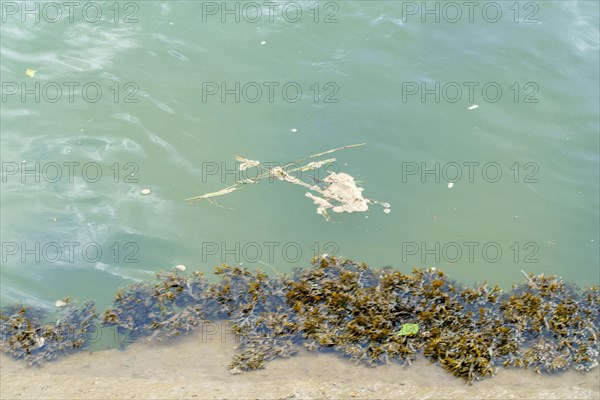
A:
185;143;392;221
1;256;598;384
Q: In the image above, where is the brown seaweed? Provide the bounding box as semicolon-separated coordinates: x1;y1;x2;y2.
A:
1;256;598;384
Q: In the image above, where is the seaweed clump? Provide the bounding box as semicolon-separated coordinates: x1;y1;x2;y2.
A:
101;270;225;342
212;265;300;372
0;299;96;365
1;257;598;384
499;273;599;373
286;258;420;366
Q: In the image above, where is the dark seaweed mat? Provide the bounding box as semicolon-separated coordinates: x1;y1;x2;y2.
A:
1;256;598;384
0;299;96;365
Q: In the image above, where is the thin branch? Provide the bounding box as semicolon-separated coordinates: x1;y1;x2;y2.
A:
186;143;367;203
283;142;367;168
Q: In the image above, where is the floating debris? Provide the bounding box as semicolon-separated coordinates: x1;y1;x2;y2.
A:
305;172;369;216
235;156;260;171
448;182;454;189
468;104;479;110
1;257;598;384
141;188;151;195
25;68;36;78
186;143;390;221
174;264;186;272
54;299;67;308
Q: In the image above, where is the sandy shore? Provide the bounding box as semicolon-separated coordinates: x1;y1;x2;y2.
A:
1;325;598;400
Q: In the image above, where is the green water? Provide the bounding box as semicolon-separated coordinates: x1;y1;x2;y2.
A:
1;1;599;312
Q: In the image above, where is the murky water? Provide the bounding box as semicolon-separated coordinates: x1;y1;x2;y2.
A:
1;1;599;315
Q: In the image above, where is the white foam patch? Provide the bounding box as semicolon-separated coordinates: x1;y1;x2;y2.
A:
1;287;52;309
94;262;149;282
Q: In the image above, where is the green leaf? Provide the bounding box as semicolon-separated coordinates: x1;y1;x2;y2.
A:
398;323;419;336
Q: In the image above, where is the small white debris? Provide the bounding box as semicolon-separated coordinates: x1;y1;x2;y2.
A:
55;300;67;308
174;264;186;272
291;128;298;133
35;336;45;348
141;188;151;195
260;41;266;45
447;182;454;188
230;367;243;375
468;104;479;110
383;208;391;214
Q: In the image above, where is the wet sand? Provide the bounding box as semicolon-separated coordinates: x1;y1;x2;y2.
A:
1;325;598;400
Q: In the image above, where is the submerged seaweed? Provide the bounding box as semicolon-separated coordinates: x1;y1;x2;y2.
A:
101;270;226;342
0;299;96;365
1;256;598;384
